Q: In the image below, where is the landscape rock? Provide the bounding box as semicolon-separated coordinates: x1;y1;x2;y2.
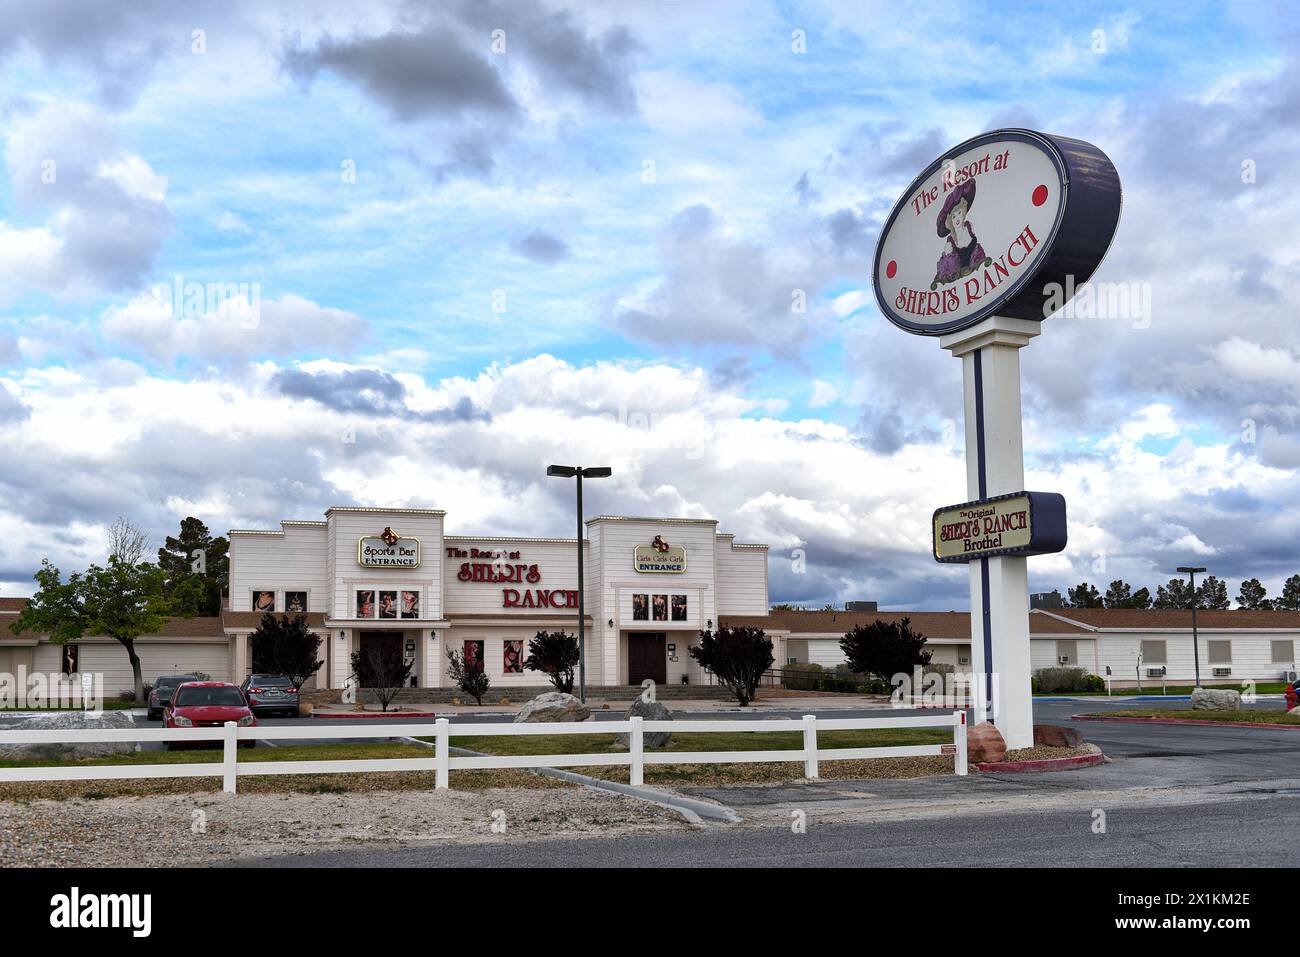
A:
1288;706;1300;716
967;721;1007;764
1191;688;1241;711
514;691;590;723
0;710;137;761
1033;724;1083;748
615;697;674;748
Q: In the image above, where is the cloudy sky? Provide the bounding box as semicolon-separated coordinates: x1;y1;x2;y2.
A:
0;0;1296;610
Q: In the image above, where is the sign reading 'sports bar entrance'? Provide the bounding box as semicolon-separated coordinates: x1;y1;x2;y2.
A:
932;491;1067;563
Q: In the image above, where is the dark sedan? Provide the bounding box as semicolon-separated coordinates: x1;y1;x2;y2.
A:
147;674;199;721
239;674;300;717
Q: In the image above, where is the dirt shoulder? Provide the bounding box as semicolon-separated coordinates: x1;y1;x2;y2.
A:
0;785;694;867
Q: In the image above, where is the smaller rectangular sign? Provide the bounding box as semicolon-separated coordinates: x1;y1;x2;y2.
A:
940;744;958;756
932;490;1067;563
633;543;687;574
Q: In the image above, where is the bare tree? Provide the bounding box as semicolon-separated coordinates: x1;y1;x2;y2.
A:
108;517;150;565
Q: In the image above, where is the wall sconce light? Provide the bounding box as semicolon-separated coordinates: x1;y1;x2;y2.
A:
338;631;346;641
607;619;614;629
707;619;713;629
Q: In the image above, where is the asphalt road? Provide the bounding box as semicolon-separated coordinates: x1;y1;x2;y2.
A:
246;695;1300;868
250;793;1300;868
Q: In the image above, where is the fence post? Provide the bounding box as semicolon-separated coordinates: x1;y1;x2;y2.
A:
434;718;450;790
222;721;238;794
630;716;644;786
802;714;819;779
954;710;968;777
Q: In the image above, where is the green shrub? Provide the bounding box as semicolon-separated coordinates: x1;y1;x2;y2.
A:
1033;666;1098;693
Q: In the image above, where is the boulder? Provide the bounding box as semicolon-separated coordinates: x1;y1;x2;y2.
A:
1191;688;1241;711
967;721;1007;764
615;697;674;748
0;709;137;761
1288;706;1300;716
514;691;591;723
1033;724;1083;748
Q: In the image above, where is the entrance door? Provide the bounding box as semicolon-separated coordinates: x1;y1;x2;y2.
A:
356;631;404;686
628;632;667;685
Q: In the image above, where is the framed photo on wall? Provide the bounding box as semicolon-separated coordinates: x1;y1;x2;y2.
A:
401;590;420;618
632;593;649;621
503;640;523;674
378;591;398;619
356;590;375;618
285;591;307;613
671;594;687;621
652;594;668;621
253;590;276;613
62;644;79;676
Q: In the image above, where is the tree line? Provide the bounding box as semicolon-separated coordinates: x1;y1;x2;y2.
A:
11;516;230;701
1062;575;1300;611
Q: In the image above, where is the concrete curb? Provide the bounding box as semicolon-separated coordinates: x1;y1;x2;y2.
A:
976;751;1106;773
1071;713;1300;730
312;710;442;719
398;736;741;824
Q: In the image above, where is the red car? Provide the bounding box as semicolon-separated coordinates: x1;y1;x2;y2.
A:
163;681;257;749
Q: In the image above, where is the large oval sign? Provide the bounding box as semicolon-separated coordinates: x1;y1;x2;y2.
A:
873;129;1121;336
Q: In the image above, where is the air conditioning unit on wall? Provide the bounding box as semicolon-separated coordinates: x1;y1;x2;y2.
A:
958;655;970;665
1212;667;1232;677
1285;670;1298;683
1146;667;1166;677
1058;655;1071;665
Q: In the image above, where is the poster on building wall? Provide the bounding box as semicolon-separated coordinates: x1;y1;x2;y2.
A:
285;591;307;613
61;644;79;676
633;594;648;620
503;640;523;674
672;595;688;621
464;640;484;673
253;590;276;612
401;590;420;617
378;591;397;618
653;594;668;621
356;590;375;618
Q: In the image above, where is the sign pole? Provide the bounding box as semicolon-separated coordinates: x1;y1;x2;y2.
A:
940;315;1040;749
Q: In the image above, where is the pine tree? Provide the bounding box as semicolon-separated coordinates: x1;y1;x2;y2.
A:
1235;578;1272;610
1278;575;1300;612
157;517;229;617
1066;581;1102;608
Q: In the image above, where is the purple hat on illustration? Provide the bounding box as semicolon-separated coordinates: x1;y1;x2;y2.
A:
936;179;977;237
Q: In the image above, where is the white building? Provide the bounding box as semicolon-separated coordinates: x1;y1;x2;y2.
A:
777;606;1300;687
219;507;770;691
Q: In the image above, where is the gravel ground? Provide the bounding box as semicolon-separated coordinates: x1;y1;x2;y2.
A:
0;784;693;867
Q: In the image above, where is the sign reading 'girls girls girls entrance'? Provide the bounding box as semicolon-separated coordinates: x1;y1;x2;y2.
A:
873;129;1121;336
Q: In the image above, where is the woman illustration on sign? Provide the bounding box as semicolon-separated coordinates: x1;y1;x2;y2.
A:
932;179;991;289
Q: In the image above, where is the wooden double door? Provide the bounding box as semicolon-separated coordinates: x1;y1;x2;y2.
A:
627;632;667;685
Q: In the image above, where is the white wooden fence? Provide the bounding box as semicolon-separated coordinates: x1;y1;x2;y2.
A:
0;711;967;793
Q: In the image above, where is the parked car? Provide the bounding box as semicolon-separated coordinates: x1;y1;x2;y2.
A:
239;674;301;717
147;674;199;721
163;681;257;749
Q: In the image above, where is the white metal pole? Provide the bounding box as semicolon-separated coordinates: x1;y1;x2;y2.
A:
629;716;644;786
222;721;238;794
434;717;450;789
802;714;819;779
941;316;1040;750
954;710;968;776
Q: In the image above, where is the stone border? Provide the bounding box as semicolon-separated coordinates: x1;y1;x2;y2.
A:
1071;713;1300;730
976;751;1105;773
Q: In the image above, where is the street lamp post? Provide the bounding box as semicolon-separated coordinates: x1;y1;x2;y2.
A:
1177;565;1207;689
547;464;612;703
